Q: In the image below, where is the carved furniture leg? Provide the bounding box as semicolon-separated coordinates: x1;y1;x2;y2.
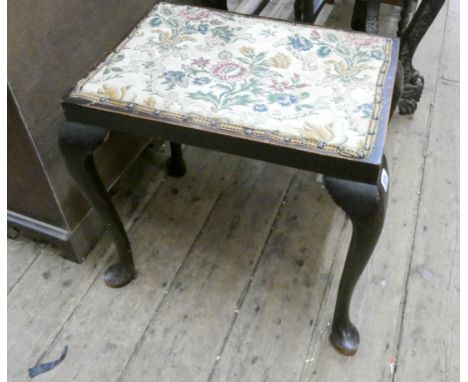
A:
294;0;304;22
201;0;228;10
390;60;405;118
351;0;367;31
59;122;135;288
398;0;446;115
324;157;389;355
166;142;187;177
351;0;381;34
294;0;323;23
365;0;381;34
397;0;416;37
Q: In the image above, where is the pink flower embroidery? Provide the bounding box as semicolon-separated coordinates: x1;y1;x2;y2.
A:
269;79;294;92
179;8;210;20
310;30;321;39
192;57;210;68
347;34;380;46
211;62;247;81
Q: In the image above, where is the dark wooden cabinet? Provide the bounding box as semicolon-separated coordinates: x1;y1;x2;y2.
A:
7;0;165;262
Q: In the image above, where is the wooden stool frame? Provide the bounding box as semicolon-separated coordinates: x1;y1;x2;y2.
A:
59;6;401;356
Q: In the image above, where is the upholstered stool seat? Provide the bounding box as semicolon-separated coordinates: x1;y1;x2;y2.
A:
69;2;395;159
60;1;400;357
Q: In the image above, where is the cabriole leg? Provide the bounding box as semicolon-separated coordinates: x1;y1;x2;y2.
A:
324;157;389;355
166;142;187;177
59;122;135;288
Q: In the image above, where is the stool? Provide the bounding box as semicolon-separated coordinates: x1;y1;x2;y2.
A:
59;2;401;356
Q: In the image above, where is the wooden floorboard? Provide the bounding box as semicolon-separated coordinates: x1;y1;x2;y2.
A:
394;78;460;382
301;2;452;382
120;161;295;382
439;0;459;82
7;0;458;381
7;143;170;382
7;235;44;294
31;148;241;382
210;172;347;382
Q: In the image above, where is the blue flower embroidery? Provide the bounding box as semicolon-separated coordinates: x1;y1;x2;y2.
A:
163;71;185;82
193;77;211;85
356;103;374;118
370;50;383;60
197;24;209;34
317;46;331;57
253;104;268;112
277;94;297;106
289;35;313;51
150;17;162;27
161;71;186;89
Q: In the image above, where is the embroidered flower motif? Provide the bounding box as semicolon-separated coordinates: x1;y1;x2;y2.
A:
253;104;268;112
197;24;209;34
179;8;210;20
260;28;276;37
332;62;372;79
211;62;247;81
302;122;335;142
97;84;129;100
163;70;185;82
269;79;294;92
356;103;374;118
370;50;383;60
161;70;187;89
192;57;210;68
346;34;380;46
218;50;233;60
310;30;321;39
193;77;211;85
269;53;291;69
149;17;162;27
143;97;157;108
268;93;298;106
240;46;255;56
75;3;393;159
317;46;332;57
289;35;313;51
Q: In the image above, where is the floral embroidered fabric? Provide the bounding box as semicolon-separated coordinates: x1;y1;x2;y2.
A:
70;2;395;158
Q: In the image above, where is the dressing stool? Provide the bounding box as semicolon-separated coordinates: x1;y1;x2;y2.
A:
59;2;401;355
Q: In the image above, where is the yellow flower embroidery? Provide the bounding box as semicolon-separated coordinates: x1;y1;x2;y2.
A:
159;31;172;44
302;122;334;142
269;53;291;69
239;46;254;55
332;61;372;77
158;30;195;47
143;97;157;108
97;84;129;100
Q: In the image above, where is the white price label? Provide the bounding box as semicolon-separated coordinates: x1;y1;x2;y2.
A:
381;168;389;192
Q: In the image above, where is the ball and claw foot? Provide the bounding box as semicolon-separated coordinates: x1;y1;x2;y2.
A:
330;320;360;356
104;264;135;288
399;70;425;115
166;157;186;177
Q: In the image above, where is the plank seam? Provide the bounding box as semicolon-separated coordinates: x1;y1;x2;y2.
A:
297;217;349;380
31;150;172;369
115;158;244;382
391;16;448;378
7;242;44;295
206;169;299;382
